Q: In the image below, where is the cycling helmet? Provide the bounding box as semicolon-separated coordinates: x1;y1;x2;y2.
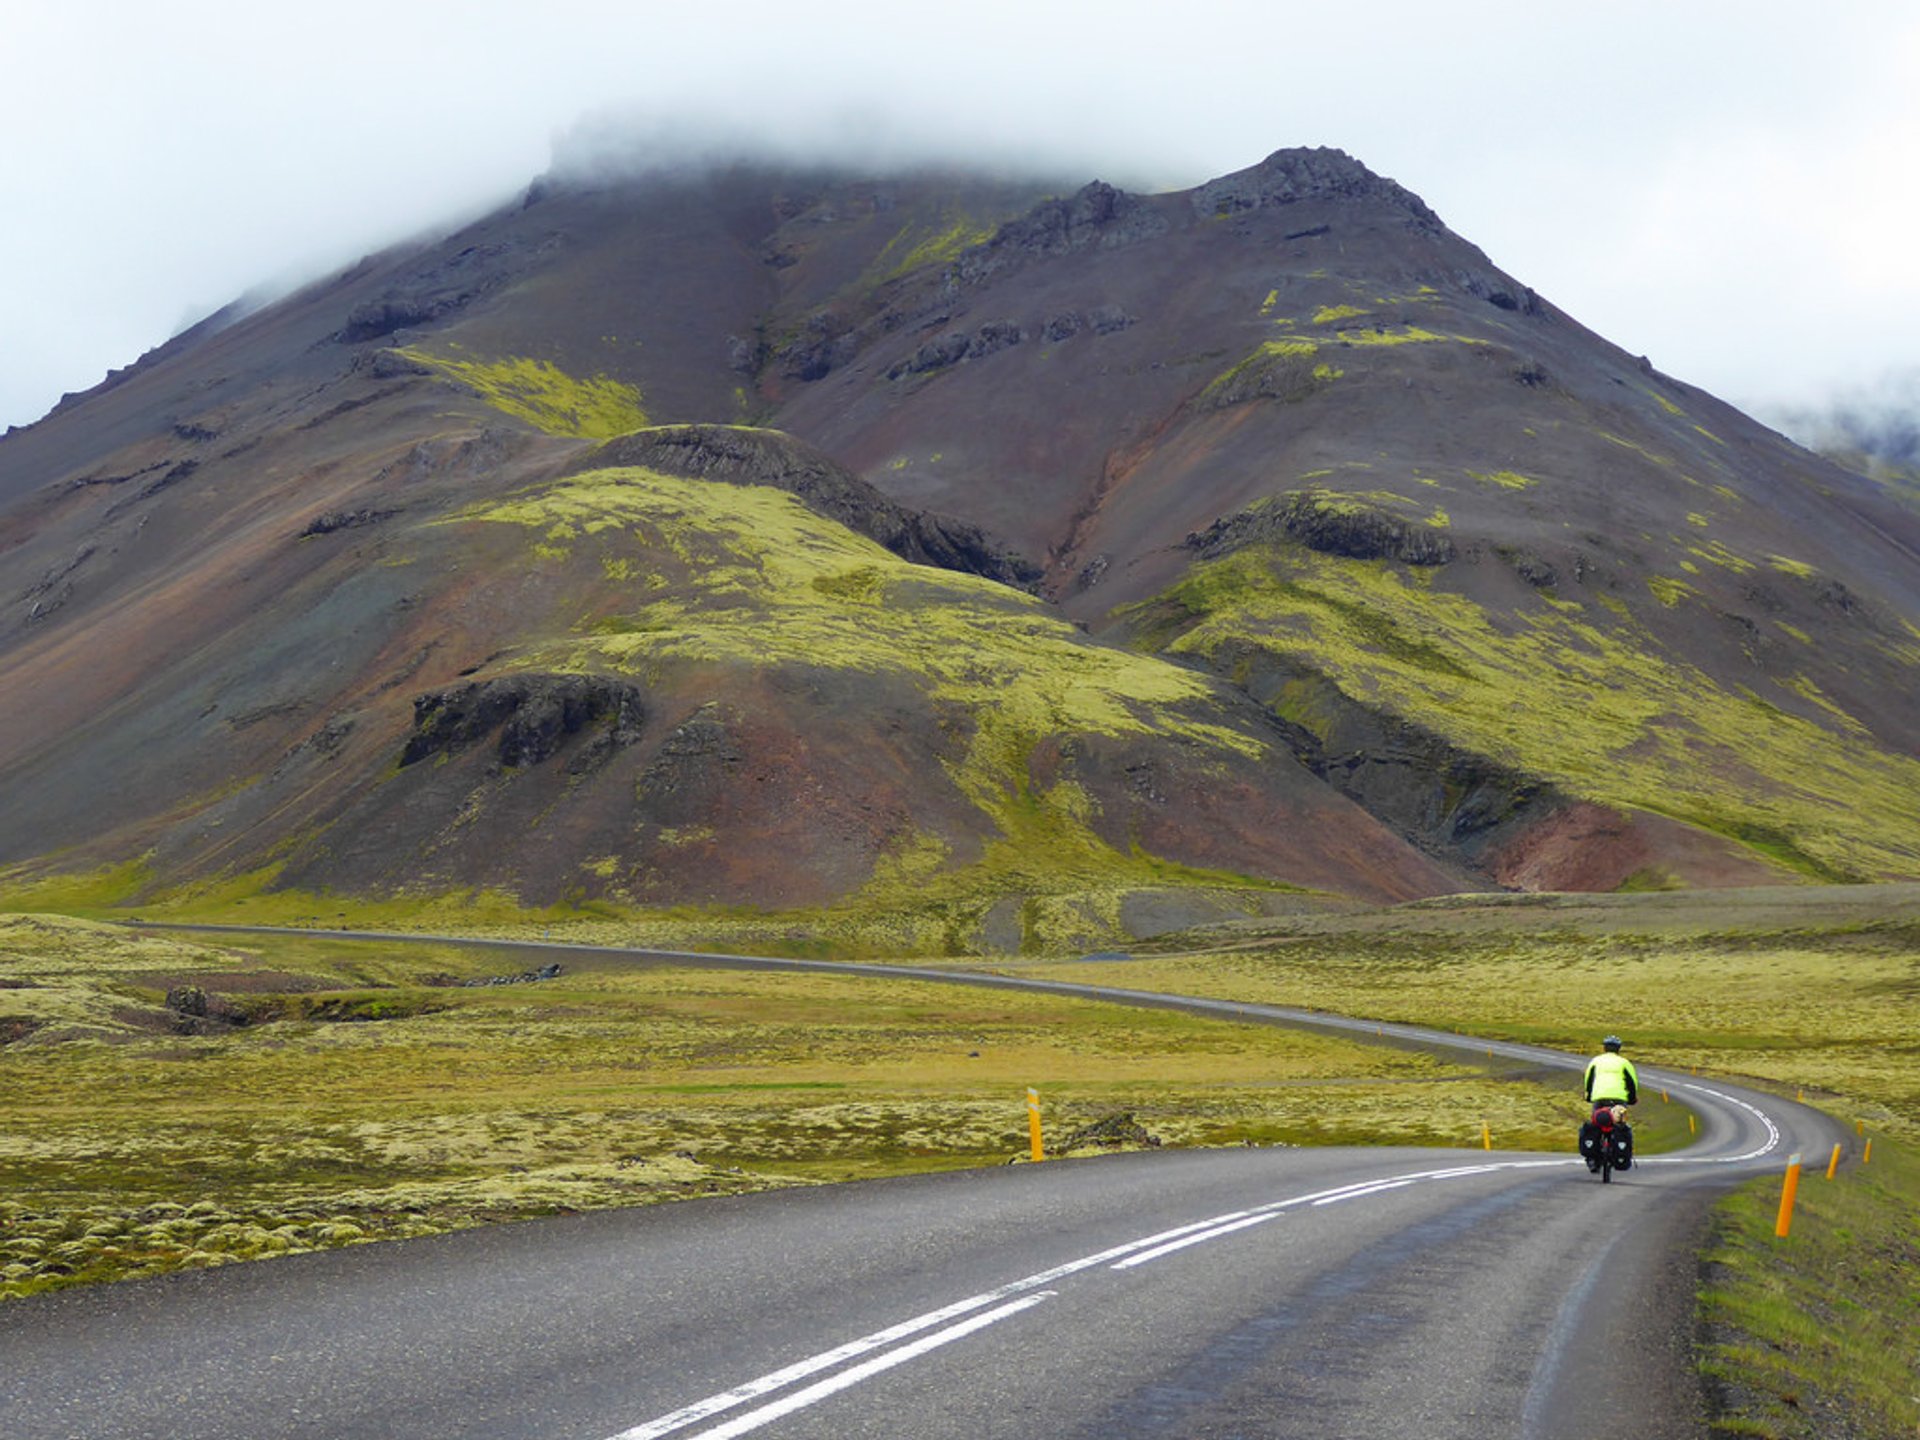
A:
1602;1035;1623;1051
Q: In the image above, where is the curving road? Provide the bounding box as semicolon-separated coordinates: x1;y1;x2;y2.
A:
1;932;1848;1440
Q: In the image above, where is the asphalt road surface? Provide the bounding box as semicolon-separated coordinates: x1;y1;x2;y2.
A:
2;931;1847;1440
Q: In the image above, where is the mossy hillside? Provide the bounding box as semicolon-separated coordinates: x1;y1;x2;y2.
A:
0;916;1557;1299
867;207;999;285
1123;544;1920;881
438;466;1302;918
394;346;650;438
1700;1139;1919;1438
1202;318;1489;406
0;463;1338;953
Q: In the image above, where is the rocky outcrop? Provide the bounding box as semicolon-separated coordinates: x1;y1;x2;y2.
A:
952;181;1170;285
887;318;1029;377
335;238;559;343
567;425;1040;587
1189;491;1457;566
1189;147;1443;232
1213;645;1548;863
299;508;398;538
399;674;646;771
339;295;442;343
1054;1112;1163;1152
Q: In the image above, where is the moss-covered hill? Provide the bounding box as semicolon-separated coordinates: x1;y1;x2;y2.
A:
1;149;1916;942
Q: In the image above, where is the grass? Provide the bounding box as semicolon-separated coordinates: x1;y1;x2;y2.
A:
1699;1140;1919;1437
1008;887;1920;1141
0;912;1556;1301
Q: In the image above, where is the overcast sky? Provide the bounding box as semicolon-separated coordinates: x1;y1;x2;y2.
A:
3;1;1915;436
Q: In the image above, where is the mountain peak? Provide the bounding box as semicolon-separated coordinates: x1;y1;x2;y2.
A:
1189;146;1442;230
4;142;1919;936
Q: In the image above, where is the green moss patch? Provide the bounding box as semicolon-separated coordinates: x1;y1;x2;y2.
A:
393;347;649;437
1123;544;1920;881
0;918;1549;1299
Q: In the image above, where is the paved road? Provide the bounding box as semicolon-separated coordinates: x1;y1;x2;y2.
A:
2;930;1847;1440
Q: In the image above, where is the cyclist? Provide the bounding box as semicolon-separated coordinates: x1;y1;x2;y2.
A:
1581;1035;1639;1171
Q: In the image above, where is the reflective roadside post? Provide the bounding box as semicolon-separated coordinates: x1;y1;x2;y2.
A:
1027;1088;1044;1163
1775;1153;1803;1239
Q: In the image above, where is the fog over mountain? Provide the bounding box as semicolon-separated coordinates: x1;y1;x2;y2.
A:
5;3;1919;433
1767;372;1920;480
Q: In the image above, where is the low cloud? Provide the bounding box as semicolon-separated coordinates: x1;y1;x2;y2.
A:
1766;372;1920;476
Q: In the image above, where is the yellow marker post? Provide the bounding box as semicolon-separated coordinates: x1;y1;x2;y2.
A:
1775;1154;1803;1239
1863;1138;1872;1165
1481;1122;1491;1151
1688;1113;1696;1136
1661;1089;1669;1103
1856;1119;1865;1135
1026;1088;1044;1163
1825;1144;1842;1180
1797;1088;1805;1102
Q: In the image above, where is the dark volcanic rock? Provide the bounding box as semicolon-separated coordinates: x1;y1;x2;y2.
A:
887;321;1027;378
953;181;1170;284
340;295;439;342
781;312;858;381
1189;491;1457;566
1497;546;1558;588
1189;147;1443;232
299;508;398;538
567;425;1040;587
400;674;646;770
164;984;247;1033
1216;646;1548;859
1056;1112;1162;1151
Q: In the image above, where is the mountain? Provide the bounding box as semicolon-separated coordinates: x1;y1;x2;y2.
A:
3;147;1917;949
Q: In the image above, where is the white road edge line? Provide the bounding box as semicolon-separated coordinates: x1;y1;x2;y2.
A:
682;1292;1056;1440
1640;1084;1781;1164
1112;1212;1280;1269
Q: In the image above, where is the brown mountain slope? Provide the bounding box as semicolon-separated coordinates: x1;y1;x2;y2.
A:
2;148;1916;942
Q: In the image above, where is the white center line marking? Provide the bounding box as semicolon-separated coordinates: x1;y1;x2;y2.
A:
605;1093;1788;1440
1113;1212;1280;1269
682;1293;1055;1440
1311;1178;1418;1206
605;1216;1239;1440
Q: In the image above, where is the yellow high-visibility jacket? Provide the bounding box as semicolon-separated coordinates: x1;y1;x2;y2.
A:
1584;1052;1640;1104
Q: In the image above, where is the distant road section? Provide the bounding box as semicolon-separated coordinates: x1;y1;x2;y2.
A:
1;927;1845;1439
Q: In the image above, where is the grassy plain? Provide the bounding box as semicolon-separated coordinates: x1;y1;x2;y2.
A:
1009;886;1920;1141
0;914;1565;1301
